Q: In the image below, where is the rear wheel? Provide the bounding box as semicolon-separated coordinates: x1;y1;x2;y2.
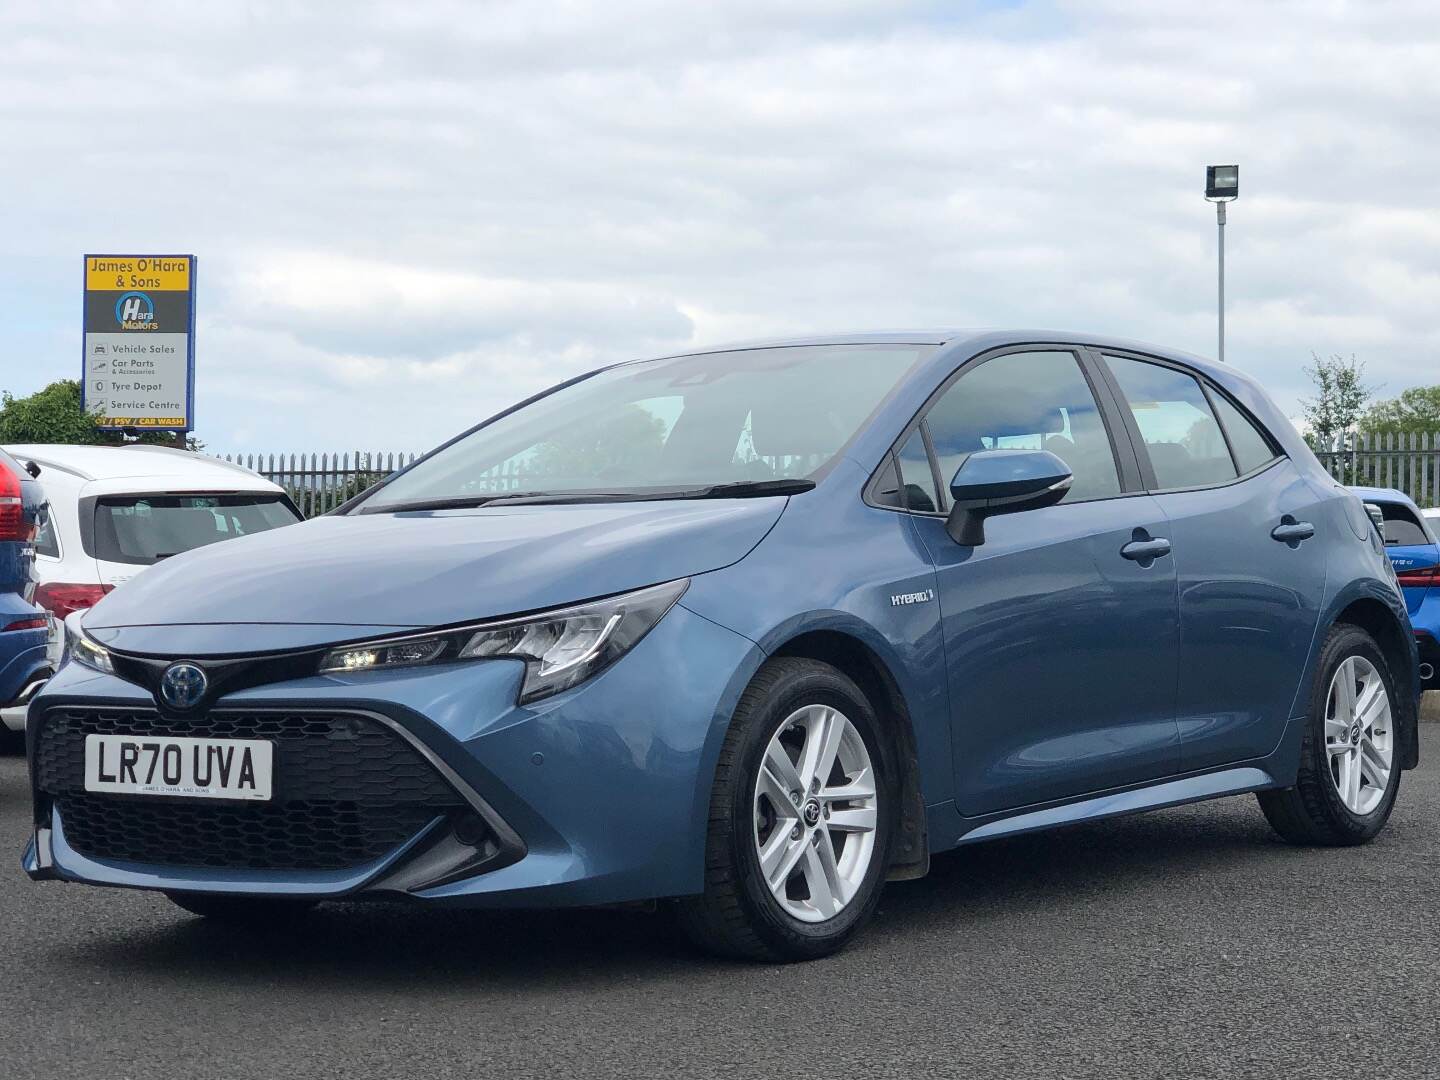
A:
676;658;894;962
166;892;318;924
1258;624;1401;846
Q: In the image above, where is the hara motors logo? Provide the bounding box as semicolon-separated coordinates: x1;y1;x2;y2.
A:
114;291;155;330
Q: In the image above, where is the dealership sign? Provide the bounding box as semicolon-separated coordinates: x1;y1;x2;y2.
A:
82;254;196;431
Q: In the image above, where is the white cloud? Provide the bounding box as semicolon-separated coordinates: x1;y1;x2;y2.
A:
2;0;1439;450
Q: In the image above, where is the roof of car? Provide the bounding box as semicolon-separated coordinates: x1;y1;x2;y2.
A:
1;444;279;490
653;327;1253;396
658;328;1218;360
1349;485;1421;508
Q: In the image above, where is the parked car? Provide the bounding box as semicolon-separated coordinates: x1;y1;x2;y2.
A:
0;444;302;738
0;448;49;751
26;332;1418;961
1351;486;1439;692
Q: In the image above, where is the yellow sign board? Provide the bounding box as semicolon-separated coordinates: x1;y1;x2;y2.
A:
85;256;191;292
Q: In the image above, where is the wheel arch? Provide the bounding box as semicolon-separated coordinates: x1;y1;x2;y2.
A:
769;629;929;880
1333;595;1420;770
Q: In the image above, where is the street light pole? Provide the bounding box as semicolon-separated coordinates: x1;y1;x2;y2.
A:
1204;164;1238;363
1216;199;1225;364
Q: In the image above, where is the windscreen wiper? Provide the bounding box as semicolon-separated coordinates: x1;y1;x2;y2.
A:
492;479;817;504
362;479;816;514
678;479;816;499
360;491;642;514
358;492;560;514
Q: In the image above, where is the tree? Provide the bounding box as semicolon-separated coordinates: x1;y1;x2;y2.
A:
0;379;200;449
0;380;108;444
1360;386;1440;436
527;404;667;480
1300;353;1372;449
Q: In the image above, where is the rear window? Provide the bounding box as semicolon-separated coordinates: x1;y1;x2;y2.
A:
88;494;301;565
1370;502;1431;547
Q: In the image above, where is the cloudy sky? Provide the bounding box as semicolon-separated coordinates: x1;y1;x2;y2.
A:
4;0;1439;453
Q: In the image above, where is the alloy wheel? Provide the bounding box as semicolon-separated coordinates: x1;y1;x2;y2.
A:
1323;655;1393;816
752;703;879;923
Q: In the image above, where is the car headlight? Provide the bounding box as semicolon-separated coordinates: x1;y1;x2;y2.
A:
318;579;689;703
64;612;115;675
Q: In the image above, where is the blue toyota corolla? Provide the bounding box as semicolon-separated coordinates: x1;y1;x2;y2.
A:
25;331;1418;961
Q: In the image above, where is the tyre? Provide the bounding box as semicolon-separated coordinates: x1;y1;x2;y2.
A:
676;657;895;962
1257;623;1402;846
166;892;318;924
0;723;24;755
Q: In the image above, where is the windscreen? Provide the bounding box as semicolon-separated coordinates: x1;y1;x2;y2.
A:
362;344;931;509
89;494;301;565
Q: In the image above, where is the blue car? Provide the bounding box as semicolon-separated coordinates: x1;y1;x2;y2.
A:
0;448;49;752
1350;486;1440;692
26;332;1418;960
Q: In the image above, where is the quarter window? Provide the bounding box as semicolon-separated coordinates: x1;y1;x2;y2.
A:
34;509;59;558
1210;392;1277;474
923;350;1120;503
895;427;940;512
1105;356;1237;489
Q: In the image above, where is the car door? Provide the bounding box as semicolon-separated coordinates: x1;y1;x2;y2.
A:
1096;351;1328;772
893;347;1181;817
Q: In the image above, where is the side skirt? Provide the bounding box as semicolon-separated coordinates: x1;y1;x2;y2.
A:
954;766;1276;847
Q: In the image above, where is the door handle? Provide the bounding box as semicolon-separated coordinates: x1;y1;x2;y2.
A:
1120;537;1172;563
1270;520;1315;545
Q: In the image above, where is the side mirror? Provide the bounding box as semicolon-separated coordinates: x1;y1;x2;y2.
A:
946;449;1073;546
23;460;40;479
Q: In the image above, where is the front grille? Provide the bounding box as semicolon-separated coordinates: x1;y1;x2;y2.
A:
35;707;466;872
54;797;438;870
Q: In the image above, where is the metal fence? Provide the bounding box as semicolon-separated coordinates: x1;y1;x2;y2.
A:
218;437;1440;517
215;451;419;517
1313;432;1440;508
213;450;831;518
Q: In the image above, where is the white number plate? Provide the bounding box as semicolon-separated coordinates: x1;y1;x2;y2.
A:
84;734;273;801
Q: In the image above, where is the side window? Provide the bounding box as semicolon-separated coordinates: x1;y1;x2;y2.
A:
924;350;1120;502
895;427;939;512
1105;356;1237;489
1210;392;1278;474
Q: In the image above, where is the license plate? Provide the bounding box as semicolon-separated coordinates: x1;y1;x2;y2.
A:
84;734;273;801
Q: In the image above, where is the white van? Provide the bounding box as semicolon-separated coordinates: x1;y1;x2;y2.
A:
0;444;301;732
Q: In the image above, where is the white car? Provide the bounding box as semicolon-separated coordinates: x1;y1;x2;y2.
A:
1424;507;1440;527
0;444;301;734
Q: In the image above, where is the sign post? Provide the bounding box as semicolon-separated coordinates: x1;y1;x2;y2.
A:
82;254;196;433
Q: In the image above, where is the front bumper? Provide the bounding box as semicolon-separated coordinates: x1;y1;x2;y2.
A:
24;602;761;907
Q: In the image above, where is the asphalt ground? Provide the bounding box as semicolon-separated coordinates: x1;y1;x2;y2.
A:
4;709;1440;1080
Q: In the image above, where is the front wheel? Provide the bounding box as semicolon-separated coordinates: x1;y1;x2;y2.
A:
676;658;895;962
1258;624;1402;846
